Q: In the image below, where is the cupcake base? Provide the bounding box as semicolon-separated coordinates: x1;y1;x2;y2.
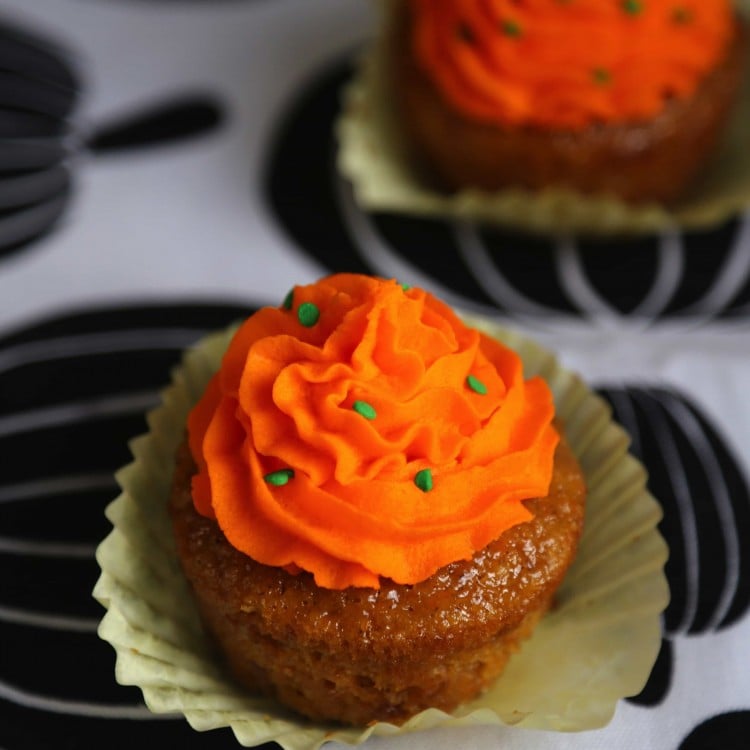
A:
168;434;585;726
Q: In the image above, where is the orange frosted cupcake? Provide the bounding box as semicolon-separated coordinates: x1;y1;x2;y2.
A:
168;274;586;725
394;0;747;204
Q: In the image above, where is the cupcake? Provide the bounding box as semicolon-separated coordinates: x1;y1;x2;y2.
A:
95;277;668;743
393;0;747;205
167;273;586;725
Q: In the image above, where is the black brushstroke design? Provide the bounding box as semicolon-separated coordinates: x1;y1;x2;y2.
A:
0;302;284;750
264;55;497;306
0;21;79;97
679;711;750;750
264;55;750;321
597;385;750;707
87;94;224;154
0;17;226;262
625;638;673;708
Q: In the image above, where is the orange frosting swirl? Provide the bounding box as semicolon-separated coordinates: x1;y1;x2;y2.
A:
188;274;559;590
410;0;735;130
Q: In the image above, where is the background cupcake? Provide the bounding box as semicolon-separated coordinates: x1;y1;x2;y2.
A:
338;0;750;235
95;283;668;745
396;0;745;204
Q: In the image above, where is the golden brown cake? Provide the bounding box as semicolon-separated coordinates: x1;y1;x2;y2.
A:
392;0;747;205
168;274;586;726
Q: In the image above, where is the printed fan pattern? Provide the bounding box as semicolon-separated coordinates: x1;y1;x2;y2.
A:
0;17;224;262
0;303;276;750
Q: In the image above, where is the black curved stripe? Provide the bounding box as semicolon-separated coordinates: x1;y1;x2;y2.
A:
0;12;75;260
677;218;750;314
0;140;68;174
0;410;154;486
87;95;226;154
0;165;71;211
0;551;100;617
0;303;251;348
263;54;499;308
0;345;193;415
598;385;750;636
372;213;498;309
599;385;690;635
476;225;574;314
0;698;248;750
0;623;138;702
0;484;114;545
667;390;750;629
647;387;730;634
625;638;672;708
0;21;79;99
0;72;75;121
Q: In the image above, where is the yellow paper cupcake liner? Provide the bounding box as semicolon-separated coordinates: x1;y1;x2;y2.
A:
94;320;669;748
337;0;750;237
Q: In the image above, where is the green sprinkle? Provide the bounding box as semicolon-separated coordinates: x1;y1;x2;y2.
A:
622;0;643;14
353;400;377;420
264;469;295;486
282;288;294;310
672;6;693;24
456;22;474;43
414;469;433;493
592;67;612;86
297;302;320;327
501;19;522;37
400;282;412;292
466;374;488;395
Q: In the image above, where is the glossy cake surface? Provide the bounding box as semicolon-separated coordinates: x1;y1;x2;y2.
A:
169;433;585;725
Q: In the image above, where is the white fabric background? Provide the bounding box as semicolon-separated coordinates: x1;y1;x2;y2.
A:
0;1;747;748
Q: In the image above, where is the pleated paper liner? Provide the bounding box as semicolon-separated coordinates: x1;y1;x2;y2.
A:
94;320;669;749
337;0;750;238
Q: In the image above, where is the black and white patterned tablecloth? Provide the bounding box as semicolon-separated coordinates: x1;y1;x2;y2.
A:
0;1;748;749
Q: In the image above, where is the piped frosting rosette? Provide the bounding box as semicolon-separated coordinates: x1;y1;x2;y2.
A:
188;273;558;589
